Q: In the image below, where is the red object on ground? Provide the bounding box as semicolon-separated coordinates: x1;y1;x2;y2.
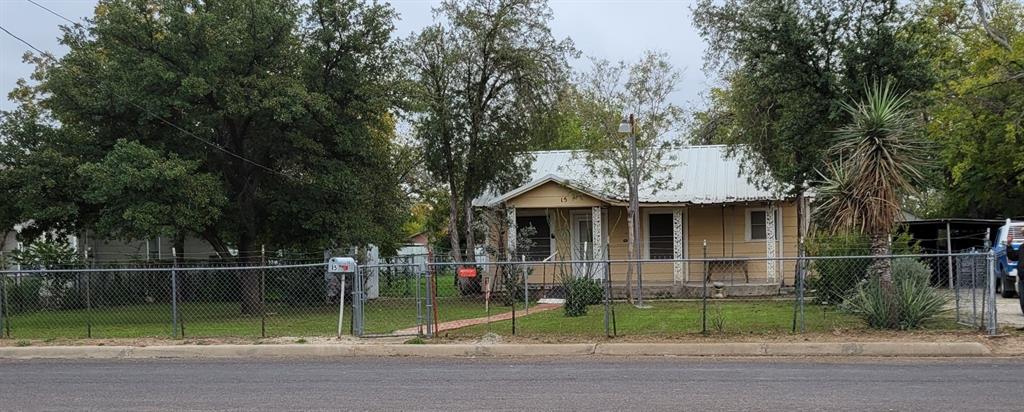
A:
457;267;477;278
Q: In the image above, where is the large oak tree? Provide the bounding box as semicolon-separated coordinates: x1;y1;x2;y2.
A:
0;0;407;314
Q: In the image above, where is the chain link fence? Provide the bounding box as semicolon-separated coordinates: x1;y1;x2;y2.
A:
0;252;999;340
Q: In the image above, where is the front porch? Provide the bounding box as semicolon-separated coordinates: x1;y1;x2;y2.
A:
477;174;800;297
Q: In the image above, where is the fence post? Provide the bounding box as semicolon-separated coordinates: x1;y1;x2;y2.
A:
987;249;998;335
511;261;517;336
416;264;423;336
792;242;801;334
702;240;708;335
798;242;807;333
85;271;92;339
954;255;961;324
0;266;6;339
260;245;266;338
354;264;364;337
598;245;606;336
425;264;434;338
523;255;529;316
171;247;179;339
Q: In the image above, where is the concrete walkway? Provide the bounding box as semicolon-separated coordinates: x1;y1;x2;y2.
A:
393;303;561;335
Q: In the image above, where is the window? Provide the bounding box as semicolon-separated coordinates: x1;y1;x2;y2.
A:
516;215;551;261
647;213;674;260
747;209;780;241
749;210;768;240
147;238;160;261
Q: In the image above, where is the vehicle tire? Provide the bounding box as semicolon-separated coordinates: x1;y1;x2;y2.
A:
1019;277;1024;315
1002;276;1017;298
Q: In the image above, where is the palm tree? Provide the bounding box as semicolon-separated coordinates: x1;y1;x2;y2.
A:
817;80;928;296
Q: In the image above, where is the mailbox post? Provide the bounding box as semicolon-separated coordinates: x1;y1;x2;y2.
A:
328;257;358;337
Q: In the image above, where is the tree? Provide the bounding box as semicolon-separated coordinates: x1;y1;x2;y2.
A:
571;52;686;302
77;139;227;246
916;0;1024;218
406;0;573;276
817;81;928;327
693;0;934;239
0;0;408;314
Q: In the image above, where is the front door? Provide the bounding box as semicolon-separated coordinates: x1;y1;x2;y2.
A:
571;211;595;278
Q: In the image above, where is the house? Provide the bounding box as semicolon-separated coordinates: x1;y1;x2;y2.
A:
474;145;801;296
77;232;219;263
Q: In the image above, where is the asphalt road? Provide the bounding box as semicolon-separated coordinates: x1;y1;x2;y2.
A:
1;357;1020;411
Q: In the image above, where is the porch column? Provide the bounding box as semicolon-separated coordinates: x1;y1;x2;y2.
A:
506;206;516;260
592;206;605;278
766;204;778;283
673;208;684;283
591;206;603;258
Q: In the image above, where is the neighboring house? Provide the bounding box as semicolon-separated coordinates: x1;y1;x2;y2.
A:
474;145;800;293
77;232;220;263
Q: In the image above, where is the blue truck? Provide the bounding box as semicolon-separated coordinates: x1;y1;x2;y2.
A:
992;219;1024;313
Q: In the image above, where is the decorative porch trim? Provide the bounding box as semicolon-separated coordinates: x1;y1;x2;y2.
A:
506;206;516;260
672;208;684;283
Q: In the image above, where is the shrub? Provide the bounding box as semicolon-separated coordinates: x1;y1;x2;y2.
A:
806;231;917;304
841;258;949;329
563;277;603;317
5;277;44;314
497;264;528;306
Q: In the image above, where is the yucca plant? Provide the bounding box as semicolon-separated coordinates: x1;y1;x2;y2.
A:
820;80;928;263
817;80;930;328
841;258;948;329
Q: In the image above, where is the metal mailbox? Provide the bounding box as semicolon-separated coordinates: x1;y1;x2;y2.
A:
328;257;357;274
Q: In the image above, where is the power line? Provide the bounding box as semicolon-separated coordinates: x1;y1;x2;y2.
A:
26;0;81;27
0;24;45;54
2;16;301;184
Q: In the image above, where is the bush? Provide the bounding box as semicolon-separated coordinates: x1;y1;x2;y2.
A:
841;258;949;329
563;277;603;317
806;231;917;304
497;265;531;306
4;277;44;314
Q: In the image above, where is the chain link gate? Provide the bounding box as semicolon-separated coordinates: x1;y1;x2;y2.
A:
953;251;998;333
354;261;430;337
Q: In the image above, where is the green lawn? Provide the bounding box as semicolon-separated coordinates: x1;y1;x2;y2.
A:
447;300;964;337
1;284;964;340
0;272;532;339
1;296;528;339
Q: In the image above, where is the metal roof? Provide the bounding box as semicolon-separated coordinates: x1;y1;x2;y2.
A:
475;145;791;207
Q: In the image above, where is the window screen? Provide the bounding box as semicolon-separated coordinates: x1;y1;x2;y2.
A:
516;216;551;261
749;211;768;240
648;213;674;260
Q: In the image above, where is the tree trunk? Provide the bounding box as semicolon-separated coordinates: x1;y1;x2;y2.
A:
237;232;262;316
869;233;897;328
446;187;464;262
624;210;636;304
463;198;476;263
458;198;482;295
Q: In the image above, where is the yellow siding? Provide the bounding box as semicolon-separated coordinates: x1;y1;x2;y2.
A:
507;182;604;208
510;201;800;287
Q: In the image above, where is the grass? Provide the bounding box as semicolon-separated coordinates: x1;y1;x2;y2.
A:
0;273;964;340
447;299;964;337
0;275;530;339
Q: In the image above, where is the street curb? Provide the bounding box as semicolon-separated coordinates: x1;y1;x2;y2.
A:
0;342;991;359
593;342;992;357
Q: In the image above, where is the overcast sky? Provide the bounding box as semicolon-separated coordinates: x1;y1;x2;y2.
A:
0;0;712;112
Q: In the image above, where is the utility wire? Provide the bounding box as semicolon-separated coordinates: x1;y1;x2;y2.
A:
26;0;81;27
4;13;302;184
0;24;45;54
